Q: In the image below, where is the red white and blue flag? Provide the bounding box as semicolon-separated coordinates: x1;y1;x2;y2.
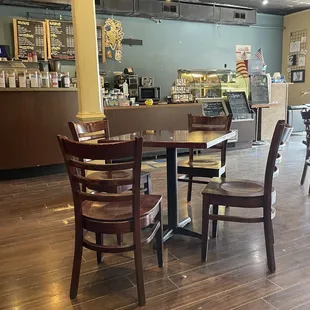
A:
255;48;265;65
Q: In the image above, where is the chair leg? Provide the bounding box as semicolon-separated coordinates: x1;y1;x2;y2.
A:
301;162;308;185
212;205;219;238
201;196;210;262
95;233;103;264
264;214;276;273
187;176;193;202
155;205;163;268
134;240;146;306
70;228;83;299
145;175;152;195
117;234;123;245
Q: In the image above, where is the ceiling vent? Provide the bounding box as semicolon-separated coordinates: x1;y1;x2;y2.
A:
137;0;179;19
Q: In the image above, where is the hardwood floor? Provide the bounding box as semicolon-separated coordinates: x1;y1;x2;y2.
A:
1;134;310;309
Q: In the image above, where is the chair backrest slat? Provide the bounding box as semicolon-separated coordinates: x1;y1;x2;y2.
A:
77;191;133;203
264;120;286;204
68;159;135;172
68;119;110;142
301;110;310;159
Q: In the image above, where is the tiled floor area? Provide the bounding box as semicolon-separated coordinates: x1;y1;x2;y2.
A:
1;134;310;309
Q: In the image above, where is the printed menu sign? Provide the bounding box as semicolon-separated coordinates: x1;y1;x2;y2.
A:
227;92;251;116
13;19;47;60
200;99;228;117
46;20;75;59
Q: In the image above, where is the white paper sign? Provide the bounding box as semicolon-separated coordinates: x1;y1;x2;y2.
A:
301;36;307;43
299;56;306;66
236;45;251;61
290;41;301;53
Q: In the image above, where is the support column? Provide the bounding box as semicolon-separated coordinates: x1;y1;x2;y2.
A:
71;0;104;121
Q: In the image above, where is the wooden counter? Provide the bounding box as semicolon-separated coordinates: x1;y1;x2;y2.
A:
0;90;78;170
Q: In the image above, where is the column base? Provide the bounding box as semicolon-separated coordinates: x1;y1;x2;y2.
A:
76;111;105;122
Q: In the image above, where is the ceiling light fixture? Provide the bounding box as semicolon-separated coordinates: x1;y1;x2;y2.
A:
262;0;268;5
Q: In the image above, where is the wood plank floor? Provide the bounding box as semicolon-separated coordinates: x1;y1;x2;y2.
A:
1;134;310;309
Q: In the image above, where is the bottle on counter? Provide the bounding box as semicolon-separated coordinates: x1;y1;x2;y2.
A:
7;70;16;88
41;72;50;88
58;73;62;88
0;71;6;88
18;71;26;88
30;71;38;88
32;51;38;63
123;80;129;97
27;52;33;62
62;72;70;88
50;72;58;88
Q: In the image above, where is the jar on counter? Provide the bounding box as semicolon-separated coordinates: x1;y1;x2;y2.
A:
41;72;50;88
7;70;16;88
0;71;6;88
50;72;58;88
30;71;38;88
18;71;27;88
62;72;70;88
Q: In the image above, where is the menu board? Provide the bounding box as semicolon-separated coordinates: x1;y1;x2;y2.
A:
227;92;251;119
46;20;75;59
250;75;270;105
199;98;228;117
13;19;47;60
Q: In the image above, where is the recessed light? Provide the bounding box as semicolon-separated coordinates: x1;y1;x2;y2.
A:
263;0;268;5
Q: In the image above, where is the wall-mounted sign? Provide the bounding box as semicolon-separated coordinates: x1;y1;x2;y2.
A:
13;19;47;60
46;20;75;60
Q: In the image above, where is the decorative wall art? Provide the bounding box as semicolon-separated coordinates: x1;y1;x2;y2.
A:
103;18;124;63
288;29;307;82
291;69;305;83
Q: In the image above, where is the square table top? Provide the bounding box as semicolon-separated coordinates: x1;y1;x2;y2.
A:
99;130;235;149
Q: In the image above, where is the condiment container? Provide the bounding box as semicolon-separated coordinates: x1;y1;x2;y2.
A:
18;71;26;88
7;70;16;88
0;71;6;88
62;72;70;88
30;71;38;88
41;72;50;88
50;72;58;88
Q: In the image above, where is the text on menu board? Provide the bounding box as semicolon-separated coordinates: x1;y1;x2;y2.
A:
47;20;75;59
227;92;251;119
201;99;228;117
13;19;47;60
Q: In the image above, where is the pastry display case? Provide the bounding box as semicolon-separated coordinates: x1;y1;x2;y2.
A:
178;69;249;100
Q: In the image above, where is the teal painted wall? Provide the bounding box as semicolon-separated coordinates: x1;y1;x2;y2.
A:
0;5;283;97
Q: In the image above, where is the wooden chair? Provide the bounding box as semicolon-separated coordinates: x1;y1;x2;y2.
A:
201;120;286;273
300;110;310;192
68;120;152;195
178;114;233;202
58;136;163;306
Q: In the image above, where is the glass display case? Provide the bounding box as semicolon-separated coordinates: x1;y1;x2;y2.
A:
178;69;249;100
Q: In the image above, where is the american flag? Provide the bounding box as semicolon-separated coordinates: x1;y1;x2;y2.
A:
255;48;265;65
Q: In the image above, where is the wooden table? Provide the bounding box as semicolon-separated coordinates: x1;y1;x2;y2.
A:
104;130;235;242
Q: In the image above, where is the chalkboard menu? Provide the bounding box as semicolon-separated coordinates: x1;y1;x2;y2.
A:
250;75;270;105
13;19;47;60
199;98;228;117
46;20;75;59
227;92;252;119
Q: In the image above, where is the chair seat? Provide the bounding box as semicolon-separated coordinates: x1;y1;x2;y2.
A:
177;158;225;178
203;177;275;207
82;195;162;222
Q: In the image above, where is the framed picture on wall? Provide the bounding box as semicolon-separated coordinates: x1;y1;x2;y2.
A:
291;69;306;83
